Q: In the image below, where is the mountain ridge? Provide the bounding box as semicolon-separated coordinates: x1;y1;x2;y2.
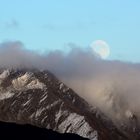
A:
0;68;128;140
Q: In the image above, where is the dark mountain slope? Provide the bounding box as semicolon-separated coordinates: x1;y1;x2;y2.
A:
0;121;89;140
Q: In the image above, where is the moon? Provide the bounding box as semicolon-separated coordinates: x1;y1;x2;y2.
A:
90;40;110;59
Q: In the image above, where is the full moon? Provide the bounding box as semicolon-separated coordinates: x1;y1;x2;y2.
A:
90;40;110;59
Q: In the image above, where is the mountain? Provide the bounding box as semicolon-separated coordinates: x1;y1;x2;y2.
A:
0;69;128;140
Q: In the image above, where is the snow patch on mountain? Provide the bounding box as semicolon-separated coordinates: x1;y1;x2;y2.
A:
46;100;61;109
22;98;32;106
55;109;69;124
0;70;10;79
40;94;48;104
12;72;45;89
125;110;133;119
0;92;15;100
57;112;98;140
59;83;64;90
0;70;10;85
12;72;32;88
35;108;46;117
27;79;45;89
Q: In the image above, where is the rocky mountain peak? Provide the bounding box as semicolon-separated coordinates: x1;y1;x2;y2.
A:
0;68;128;140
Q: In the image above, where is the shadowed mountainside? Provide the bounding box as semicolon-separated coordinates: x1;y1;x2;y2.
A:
0;121;89;140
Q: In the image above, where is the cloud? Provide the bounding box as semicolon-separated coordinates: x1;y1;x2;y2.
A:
0;41;46;69
0;41;140;125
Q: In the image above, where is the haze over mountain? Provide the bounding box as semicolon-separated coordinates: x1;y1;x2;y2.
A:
0;41;140;139
1;41;140;121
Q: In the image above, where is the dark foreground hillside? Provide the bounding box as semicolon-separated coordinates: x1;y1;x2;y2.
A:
0;121;89;140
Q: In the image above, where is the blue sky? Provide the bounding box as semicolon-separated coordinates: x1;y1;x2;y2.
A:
0;0;140;62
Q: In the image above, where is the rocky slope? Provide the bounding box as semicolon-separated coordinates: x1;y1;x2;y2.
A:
0;69;128;140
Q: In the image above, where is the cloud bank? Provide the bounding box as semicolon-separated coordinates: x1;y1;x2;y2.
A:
0;41;140;124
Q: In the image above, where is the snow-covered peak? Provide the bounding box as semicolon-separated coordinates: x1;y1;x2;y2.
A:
125;110;133;119
12;72;32;89
12;72;45;90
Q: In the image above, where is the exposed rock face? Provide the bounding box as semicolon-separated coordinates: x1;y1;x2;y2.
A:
0;69;128;140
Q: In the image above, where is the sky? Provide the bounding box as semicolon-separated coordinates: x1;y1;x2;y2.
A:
0;0;140;62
